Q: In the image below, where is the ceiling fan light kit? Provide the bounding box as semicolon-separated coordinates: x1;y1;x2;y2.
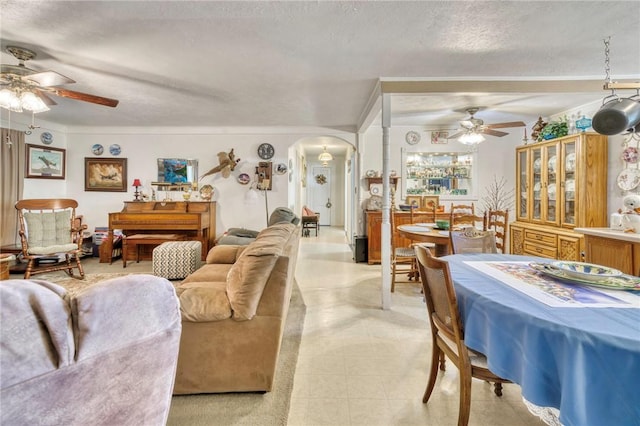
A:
0;45;119;115
450;107;525;145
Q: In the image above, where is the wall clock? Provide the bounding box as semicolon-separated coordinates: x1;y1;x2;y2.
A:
405;131;421;145
257;143;275;160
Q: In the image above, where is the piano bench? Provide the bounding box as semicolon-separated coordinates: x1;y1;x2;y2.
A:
122;234;184;268
152;241;202;280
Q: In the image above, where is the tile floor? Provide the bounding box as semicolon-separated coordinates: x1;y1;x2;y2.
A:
288;226;544;426
11;227;545;425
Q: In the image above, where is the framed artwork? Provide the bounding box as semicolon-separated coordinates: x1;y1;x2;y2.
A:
26;144;66;179
405;195;421;207
84;157;127;192
422;195;440;210
157;158;198;184
431;131;448;144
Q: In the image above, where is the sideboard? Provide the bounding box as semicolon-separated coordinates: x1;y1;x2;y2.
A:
365;210;449;264
575;227;640;276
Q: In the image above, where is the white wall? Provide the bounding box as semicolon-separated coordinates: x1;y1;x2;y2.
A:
358;125;518;234
3;116;355;238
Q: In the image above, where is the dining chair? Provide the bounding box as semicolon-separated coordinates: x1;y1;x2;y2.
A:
449;228;498;254
414;245;510;426
450;212;487;230
390;210;419;292
15;198;86;279
450;202;475;215
486;209;509;253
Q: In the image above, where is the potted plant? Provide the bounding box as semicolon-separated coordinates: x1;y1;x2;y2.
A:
538;117;569;141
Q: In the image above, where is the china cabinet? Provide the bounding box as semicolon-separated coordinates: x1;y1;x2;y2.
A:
510;133;608;260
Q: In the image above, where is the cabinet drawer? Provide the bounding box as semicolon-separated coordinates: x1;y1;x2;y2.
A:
524;229;556;246
524;241;557;258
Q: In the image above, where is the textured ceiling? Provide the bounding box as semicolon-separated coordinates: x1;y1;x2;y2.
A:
1;1;639;132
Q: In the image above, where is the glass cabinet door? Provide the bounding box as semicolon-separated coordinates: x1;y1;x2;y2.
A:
543;143;559;225
516;148;529;221
561;139;577;226
531;146;543;221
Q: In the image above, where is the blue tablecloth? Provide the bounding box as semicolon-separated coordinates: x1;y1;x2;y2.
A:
443;254;640;426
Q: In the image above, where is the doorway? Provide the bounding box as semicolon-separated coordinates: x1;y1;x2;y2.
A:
309;166;331;226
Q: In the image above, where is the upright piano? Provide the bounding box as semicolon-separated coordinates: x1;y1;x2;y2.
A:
101;201;216;262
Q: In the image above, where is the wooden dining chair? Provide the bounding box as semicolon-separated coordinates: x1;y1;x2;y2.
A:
449;228;498;254
390;211;419;292
450;212;486;230
450;202;475;215
414;245;510;426
487;209;509;253
15;198;86;279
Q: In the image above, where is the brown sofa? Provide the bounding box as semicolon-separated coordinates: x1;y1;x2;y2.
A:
0;275;181;425
173;221;300;394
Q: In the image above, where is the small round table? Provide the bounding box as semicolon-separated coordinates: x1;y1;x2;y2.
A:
396;225;451;257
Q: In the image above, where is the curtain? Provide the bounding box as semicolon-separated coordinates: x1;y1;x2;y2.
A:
1;128;25;246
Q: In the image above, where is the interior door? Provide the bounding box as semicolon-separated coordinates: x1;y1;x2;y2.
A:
309;166;331;226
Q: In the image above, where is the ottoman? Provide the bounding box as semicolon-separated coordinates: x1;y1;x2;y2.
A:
153;241;202;280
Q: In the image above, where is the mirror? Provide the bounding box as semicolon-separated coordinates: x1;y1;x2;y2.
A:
402;151;475;198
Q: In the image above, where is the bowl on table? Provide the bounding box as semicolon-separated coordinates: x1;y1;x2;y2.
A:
551;261;623;282
435;220;450;230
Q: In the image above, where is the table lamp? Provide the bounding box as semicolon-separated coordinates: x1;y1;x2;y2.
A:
132;178;142;201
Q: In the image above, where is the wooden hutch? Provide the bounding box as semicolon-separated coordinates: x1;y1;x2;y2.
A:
510;132;608;260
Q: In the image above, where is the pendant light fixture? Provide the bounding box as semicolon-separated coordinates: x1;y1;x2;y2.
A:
318;146;333;166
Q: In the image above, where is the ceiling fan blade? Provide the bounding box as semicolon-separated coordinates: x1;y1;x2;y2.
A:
34;89;57;106
448;131;465;139
481;129;509;137
25;70;75;87
486;121;526;129
48;87;119;107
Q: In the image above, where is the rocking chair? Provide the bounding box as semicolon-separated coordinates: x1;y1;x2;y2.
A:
15;199;86;279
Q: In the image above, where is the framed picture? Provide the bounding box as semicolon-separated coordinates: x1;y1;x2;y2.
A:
405;195;421;208
26;144;66;179
422;195;440;210
84;157;127;192
431;131;448;144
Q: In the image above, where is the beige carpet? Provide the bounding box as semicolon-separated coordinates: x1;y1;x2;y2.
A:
35;271;307;425
167;281;306;426
31;272;134;296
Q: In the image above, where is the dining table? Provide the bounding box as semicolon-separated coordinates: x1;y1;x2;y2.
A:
442;253;640;426
396;224;452;257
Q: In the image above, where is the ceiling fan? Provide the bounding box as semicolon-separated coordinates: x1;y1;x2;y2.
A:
448;107;525;139
0;45;119;112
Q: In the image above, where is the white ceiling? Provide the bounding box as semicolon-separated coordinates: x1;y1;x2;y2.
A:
1;1;639;136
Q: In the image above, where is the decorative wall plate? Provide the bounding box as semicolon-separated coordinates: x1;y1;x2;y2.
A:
616;168;640;191
40;132;53;145
275;163;287;174
622;147;639;163
91;144;104;155
405;131;421;145
237;173;251;185
365;169;376;178
109;144;121;156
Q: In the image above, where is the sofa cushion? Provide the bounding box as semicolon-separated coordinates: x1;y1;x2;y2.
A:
182;263;234;284
177;281;231;322
227;253;278;321
205;245;247;264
